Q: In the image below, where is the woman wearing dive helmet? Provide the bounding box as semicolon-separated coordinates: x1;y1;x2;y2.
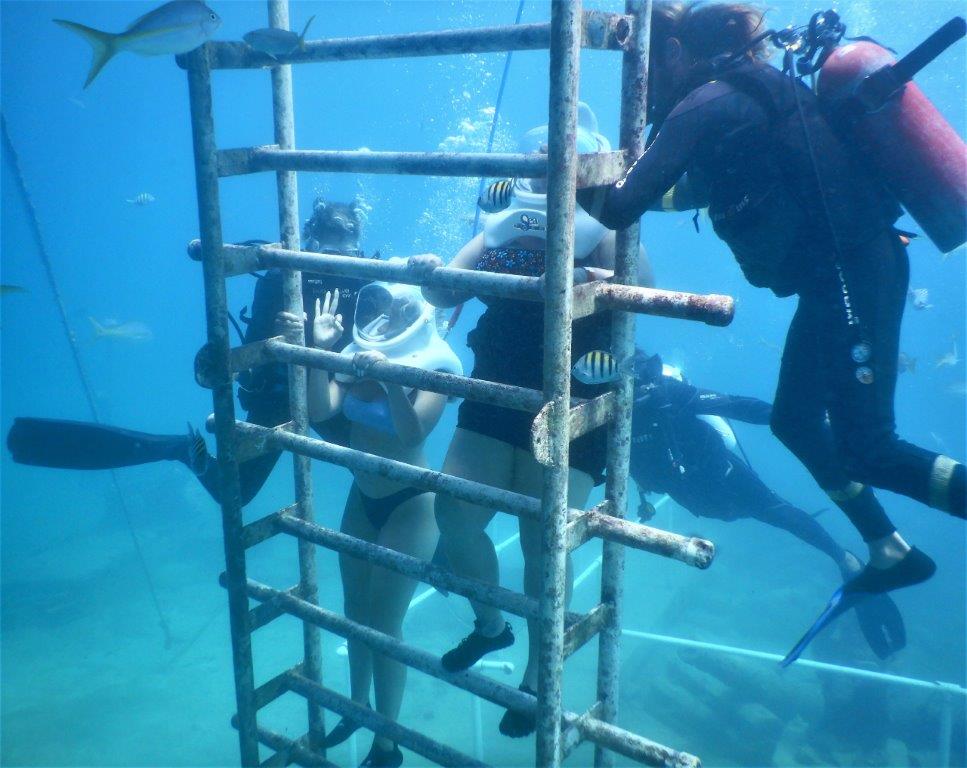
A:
408;105;654;738
306;266;462;768
577;1;965;663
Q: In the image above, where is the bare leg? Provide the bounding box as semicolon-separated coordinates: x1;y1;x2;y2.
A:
367;493;439;751
435;429;515;630
512;449;593;692
340;486;377;706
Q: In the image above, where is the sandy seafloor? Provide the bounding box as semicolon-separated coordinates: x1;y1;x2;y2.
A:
1;0;965;766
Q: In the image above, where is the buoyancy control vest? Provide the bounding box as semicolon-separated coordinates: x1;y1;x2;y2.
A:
687;61;899;296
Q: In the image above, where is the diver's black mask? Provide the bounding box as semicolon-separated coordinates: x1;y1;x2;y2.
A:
303;241;375;259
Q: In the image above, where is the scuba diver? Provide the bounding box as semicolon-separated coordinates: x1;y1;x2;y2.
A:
630;351;905;661
406;104;655;738
576;1;965;665
305;267;462;768
7;197;376;506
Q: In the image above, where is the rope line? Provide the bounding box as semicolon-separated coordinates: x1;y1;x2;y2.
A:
1;113;173;648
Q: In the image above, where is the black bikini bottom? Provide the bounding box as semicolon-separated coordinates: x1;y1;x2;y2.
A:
355;484;431;531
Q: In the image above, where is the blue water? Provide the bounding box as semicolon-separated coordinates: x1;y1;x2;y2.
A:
1;1;965;766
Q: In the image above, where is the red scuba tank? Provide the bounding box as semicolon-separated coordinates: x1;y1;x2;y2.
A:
817;40;966;254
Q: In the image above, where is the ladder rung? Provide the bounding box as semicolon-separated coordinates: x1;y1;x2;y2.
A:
560;701;603;761
230;716;335;768
285;672;488;768
248;582;305;631
244;577;698;767
242;509;291;549
564;501;714;568
576;281;735;328
563;603;613;659
253;663;302;710
276;512;581;626
531;393;616;466
186;13;632;70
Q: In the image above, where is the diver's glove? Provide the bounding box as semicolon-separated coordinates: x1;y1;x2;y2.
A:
638;494;657;523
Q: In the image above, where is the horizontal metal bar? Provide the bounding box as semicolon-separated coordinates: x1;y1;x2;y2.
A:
266;341;548;413
589;281;735;327
561;701;603;761
235;420;714;564
563;603;613;659
247;582;304;631
252;664;300;711
276;513;580;624
187;12;633;71
257;243;546;299
586;514;714;569
236;419;544;519
230;717;335;768
187;242;735;328
241;509;288;549
576;711;700;768
531;393;615;465
218;146;627;186
243;578;699;767
285;673;487;768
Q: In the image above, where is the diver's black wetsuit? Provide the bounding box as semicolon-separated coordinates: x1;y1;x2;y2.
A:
630;371;845;565
458;249;612;482
7;267;369;506
580;60;965;534
195;267;368;503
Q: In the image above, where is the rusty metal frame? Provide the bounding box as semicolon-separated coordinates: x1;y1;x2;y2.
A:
182;1;725;765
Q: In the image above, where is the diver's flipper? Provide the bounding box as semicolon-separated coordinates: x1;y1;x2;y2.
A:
781;586;853;668
855;593;907;659
7;417;191;470
782;549;934;667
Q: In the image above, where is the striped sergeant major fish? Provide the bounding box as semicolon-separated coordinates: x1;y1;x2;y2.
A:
477;179;515;213
572;350;634;386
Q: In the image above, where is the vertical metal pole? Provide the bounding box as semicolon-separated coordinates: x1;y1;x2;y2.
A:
184;44;260;767
267;0;325;750
595;3;650;766
539;1;582;765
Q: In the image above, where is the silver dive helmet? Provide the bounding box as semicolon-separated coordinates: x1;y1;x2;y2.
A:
335;259;463;386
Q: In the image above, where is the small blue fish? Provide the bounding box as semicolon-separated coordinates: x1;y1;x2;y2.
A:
478;179;514;213
244;16;315;58
55;1;222;88
572;350;634;385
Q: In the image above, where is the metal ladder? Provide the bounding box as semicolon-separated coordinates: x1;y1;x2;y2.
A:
179;1;732;765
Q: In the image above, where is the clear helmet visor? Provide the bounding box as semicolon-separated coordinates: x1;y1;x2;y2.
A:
354;283;425;344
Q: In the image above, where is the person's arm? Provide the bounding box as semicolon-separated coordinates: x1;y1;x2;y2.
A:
306;293;346;422
690;390;772;424
646;173;710;212
408;234;486;308
577;82;732;230
352;351;448;447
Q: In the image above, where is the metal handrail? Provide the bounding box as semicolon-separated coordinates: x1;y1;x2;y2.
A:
178;11;635;71
215;146;631;186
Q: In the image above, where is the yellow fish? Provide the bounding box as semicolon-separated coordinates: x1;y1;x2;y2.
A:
572;350;633;385
477;179;515;213
89;317;154;342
